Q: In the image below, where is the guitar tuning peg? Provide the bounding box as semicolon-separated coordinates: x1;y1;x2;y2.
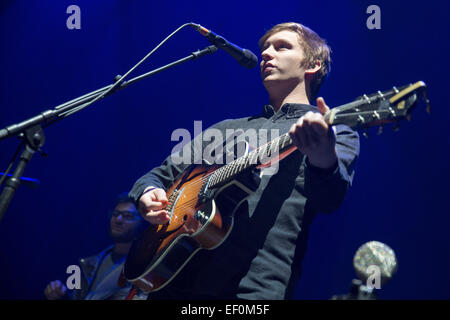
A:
377;126;383;135
362;130;369;139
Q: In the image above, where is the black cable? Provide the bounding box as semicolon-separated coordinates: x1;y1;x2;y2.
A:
56;22;196;119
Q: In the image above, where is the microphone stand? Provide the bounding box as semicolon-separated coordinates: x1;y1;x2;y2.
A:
0;45;218;224
331;279;377;300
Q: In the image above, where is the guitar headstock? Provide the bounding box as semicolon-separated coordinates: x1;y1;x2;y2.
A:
326;81;430;131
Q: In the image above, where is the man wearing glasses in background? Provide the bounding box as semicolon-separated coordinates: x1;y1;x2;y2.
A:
44;193;147;300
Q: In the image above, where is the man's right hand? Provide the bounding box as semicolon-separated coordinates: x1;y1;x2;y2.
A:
138;186;170;225
44;280;67;300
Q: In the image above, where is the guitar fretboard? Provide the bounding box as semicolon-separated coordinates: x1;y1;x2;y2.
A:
208;132;293;189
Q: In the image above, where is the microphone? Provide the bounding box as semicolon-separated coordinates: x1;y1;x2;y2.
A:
353;241;398;288
331;241;398;300
191;23;258;69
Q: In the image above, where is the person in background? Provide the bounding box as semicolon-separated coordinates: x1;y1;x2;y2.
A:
44;192;148;300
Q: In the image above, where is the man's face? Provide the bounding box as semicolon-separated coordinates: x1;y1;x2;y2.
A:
260;30;308;89
109;202;143;243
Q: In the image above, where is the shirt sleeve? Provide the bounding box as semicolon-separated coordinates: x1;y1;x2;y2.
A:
303;124;360;213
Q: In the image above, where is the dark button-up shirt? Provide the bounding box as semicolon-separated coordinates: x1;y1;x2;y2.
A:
129;103;359;299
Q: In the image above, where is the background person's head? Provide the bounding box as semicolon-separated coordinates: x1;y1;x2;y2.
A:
109;192;147;243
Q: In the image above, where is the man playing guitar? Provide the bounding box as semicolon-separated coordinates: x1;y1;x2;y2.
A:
128;22;359;299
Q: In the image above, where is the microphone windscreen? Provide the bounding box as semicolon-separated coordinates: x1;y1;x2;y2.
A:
241;49;258;69
353;241;398;287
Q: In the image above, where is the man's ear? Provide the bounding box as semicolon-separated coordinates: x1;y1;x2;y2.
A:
305;60;321;76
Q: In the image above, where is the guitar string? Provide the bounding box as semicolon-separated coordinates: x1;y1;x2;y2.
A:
163;162;251;214
163;154;289;215
155;133;294;215
176;132;291;192
159;154;262;215
162;142;270;200
162;135;290;213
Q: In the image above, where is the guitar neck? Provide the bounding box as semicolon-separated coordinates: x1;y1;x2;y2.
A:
208;131;295;189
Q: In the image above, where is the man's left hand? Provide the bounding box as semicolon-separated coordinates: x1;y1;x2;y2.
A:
288;97;337;169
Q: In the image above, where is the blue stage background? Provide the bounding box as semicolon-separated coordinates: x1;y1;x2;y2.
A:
0;0;449;299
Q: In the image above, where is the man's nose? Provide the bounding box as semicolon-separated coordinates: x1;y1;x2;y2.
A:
261;47;275;61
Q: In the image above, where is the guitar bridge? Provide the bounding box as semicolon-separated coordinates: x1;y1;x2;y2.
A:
166;188;183;222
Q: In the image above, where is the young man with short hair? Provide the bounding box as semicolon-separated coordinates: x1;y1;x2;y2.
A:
129;22;359;299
